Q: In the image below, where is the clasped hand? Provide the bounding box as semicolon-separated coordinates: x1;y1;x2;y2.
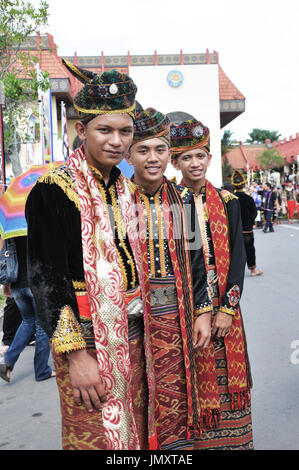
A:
193;310;233;350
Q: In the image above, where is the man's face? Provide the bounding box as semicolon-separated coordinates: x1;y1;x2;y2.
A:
172;147;211;185
75;114;134;171
127;138;170;189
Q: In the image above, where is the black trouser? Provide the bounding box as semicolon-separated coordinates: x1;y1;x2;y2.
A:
243;232;256;270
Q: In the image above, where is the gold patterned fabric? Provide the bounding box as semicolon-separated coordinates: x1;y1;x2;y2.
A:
52;322;148;450
134;185;174;278
51;305;86;355
149;277;194;450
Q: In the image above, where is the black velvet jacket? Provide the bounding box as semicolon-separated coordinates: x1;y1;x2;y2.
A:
234;191;257;232
25;164;138;350
178;185;246;316
25;165;212;353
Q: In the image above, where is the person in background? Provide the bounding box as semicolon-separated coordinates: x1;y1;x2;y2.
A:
0;296;22;355
285;182;296;223
251;183;263;228
274;185;283;224
231;170;263;277
296;185;299;221
262;182;276;233
0;236;54;383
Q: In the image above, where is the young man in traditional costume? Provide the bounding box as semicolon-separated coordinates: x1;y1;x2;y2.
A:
26;62;158;450
126;108;213;450
231;169;263;277
171;119;253;450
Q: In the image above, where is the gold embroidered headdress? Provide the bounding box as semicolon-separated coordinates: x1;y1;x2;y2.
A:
62;59;137;120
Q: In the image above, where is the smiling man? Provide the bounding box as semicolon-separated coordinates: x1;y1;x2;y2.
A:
25;63;158;450
126;108;213;450
171;118;253;450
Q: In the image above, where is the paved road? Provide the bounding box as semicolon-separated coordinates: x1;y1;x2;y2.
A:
0;223;298;450
242;223;299;450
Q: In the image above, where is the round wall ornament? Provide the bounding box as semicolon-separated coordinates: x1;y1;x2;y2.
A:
167;70;184;88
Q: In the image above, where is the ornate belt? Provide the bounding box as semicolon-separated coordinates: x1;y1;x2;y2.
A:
150;285;177;306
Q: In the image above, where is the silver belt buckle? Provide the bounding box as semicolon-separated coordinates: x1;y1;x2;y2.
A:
126;296;143;322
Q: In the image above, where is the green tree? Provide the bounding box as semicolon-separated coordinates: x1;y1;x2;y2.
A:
0;0;49;177
221;129;238;155
0;0;49;80
222;160;233;182
246;128;281;144
221;130;237;182
257;148;284;170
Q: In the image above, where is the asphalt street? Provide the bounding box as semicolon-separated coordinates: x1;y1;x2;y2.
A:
0;223;298;450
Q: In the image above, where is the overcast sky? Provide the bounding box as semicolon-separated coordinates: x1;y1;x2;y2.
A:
34;0;299;143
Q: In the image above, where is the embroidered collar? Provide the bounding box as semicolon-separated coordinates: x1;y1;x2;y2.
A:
90;165;121;188
181;179;206;196
130;175;165;198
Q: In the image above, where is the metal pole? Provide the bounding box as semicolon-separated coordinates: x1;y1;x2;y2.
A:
0;104;6;191
49;88;54;162
36;64;45;164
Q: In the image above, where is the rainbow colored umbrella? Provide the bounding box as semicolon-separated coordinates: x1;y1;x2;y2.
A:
0;162;63;239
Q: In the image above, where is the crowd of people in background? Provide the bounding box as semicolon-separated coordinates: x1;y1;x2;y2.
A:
223;174;298;280
247;181;299;229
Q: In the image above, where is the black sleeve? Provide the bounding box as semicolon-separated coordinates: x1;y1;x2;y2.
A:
248;196;258;224
220;198;246;312
25;182;82;339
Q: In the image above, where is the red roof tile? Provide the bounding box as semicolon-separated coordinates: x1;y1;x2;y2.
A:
9;49;69;79
218;65;245;101
272;134;299;163
225;137;299;170
226;144;268;171
39;51;69;79
11;34;246;108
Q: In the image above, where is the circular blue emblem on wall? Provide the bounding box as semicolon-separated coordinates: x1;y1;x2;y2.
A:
167;70;184;88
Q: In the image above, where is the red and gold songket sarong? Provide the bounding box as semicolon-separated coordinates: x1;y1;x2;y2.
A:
52;298;148;450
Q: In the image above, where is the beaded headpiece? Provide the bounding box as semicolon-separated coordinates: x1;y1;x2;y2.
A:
62;59;137;119
170;119;210;155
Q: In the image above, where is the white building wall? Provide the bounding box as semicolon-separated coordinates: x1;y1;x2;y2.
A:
130;64;222;187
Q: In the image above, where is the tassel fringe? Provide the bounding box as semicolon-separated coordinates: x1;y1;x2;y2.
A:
231;390;251;411
199;408;221;431
198;391;250;434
